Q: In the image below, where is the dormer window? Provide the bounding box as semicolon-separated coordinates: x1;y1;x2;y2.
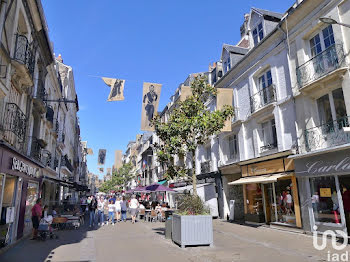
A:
227;57;231;71
253;23;264;46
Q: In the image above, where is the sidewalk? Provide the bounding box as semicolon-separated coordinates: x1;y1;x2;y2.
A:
0;219;349;262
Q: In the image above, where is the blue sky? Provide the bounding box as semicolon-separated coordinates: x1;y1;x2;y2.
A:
42;0;295;178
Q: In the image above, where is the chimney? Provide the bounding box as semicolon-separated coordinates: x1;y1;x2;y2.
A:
56;54;63;63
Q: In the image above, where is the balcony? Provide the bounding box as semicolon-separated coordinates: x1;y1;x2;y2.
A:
61;155;74;172
260;141;278;153
200;160;212;174
2;103;27;151
41;150;52;167
250;84;276;114
30;137;46;163
296;44;346;89
33;80;47;114
304;116;350;152
11;34;35;87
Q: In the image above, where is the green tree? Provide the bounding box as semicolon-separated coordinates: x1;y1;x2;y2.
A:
153;76;233;195
98;163;135;193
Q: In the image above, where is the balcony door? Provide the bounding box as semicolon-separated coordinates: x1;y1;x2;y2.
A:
314;88;348;149
258;70;273;105
310;25;336;75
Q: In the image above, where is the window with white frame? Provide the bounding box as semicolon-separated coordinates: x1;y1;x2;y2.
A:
253;23;264;46
316;88;347;132
260;119;277;152
309;25;336;74
228;134;238;160
258;69;274;105
227;57;231;71
310;25;335;57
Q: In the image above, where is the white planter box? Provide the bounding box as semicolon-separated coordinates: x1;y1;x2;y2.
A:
172;214;213;248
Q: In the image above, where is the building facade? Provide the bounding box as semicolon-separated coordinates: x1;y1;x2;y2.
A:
0;0;87;248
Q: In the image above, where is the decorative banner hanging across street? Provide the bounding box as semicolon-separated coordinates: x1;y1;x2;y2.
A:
141;82;162;131
102;77;125;101
87;148;94;155
180;85;192;102
217;88;233;132
99;167;104;173
98;149;107;165
113;150;123;171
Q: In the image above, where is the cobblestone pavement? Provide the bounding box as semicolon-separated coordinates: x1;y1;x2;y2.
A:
1;218;350;262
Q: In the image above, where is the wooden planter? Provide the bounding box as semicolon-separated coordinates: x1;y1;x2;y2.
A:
172;214;213;248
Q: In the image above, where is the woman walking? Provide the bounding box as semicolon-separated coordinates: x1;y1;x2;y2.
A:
97;196;105;226
129;195;139;224
108;200;116;225
114;197;121;222
121;196;128;222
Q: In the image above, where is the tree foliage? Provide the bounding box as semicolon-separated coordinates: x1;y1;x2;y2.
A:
153;76;234;195
98;163;135;193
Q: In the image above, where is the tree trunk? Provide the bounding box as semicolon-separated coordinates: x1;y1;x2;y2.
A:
192;149;197;196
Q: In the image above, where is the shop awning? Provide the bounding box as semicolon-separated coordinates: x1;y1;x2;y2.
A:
228;173;291;185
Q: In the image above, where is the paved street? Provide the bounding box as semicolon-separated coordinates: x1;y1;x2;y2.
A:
1;218;348;262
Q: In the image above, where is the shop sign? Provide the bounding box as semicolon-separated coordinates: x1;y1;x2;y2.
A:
319;188;331;197
295;149;350;177
242;158;285;177
11;157;39;178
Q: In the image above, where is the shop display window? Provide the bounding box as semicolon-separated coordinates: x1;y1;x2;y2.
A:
273;179;296;226
245;183;264;215
23;182;39;236
310;176;341;224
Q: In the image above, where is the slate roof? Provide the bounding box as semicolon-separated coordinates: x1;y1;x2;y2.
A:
252;7;283;19
223;44;249;55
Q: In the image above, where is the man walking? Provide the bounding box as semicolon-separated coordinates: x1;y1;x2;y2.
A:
31;198;42;240
89;196;97;227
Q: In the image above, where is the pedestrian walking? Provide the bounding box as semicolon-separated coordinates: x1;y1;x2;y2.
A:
30;198;42;240
114;197;121;222
129;195;139;224
121;196;128;222
108;200;116;225
97;196;105;226
89;196;97;227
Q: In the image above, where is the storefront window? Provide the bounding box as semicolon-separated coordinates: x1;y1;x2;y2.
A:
245;183;264;216
273;179;296;226
23;182;39;236
310;176;341;224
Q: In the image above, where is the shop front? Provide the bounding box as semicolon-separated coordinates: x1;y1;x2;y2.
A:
294;148;350;235
0;144;42;247
229;157;302;228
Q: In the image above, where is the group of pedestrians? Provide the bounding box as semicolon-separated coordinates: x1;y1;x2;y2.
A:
88;194;139;227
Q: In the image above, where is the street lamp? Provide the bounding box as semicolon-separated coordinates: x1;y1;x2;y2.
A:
319;17;350;28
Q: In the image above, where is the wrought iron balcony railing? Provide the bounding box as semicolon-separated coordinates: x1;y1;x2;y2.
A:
296;44;346;88
250;84;276;113
30;137;45;163
13;34;35;77
41;150;52;167
61;155;74;172
36;80;47;100
46;106;54;123
2;103;27;145
260;141;278;153
304;116;350;152
200;160;212;174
